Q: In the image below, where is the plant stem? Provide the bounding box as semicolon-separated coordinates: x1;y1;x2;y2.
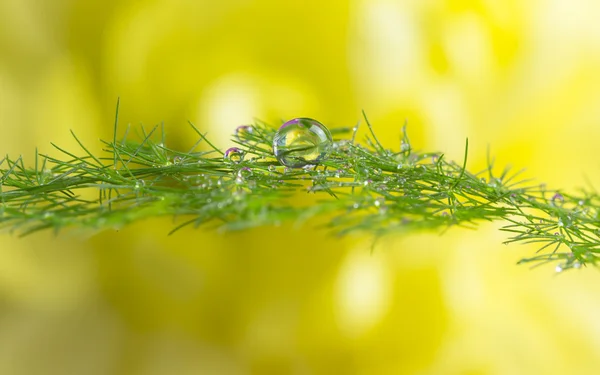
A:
0;112;598;272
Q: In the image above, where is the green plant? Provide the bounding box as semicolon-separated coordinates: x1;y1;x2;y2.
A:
1;103;598;272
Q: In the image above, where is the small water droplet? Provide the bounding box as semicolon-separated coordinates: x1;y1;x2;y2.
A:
352;203;360;209
238;166;253;178
555;264;563;273
396;163;403;170
363;180;372;186
373;168;382;176
224;147;245;163
480;177;487;184
235;167;252;184
235;125;254;142
272;118;333;168
268;165;276;172
578;200;585;206
400;142;410;152
551;193;564;206
374;197;384;207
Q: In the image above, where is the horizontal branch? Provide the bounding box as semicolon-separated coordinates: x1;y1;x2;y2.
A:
1;110;598;272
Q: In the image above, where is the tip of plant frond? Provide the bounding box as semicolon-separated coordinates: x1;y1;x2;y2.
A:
113;98;121;169
187;121;224;155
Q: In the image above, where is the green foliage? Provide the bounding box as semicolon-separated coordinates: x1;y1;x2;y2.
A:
1;106;599;272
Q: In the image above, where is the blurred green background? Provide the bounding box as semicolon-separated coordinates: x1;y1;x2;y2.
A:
2;0;600;374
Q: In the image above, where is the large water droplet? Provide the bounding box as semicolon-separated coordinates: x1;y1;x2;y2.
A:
224;147;245;163
272;118;333;168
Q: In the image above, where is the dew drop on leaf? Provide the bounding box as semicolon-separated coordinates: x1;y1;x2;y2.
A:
237;166;253;178
551;192;564;206
224;147;245;163
235;125;254;142
272;118;333;168
555;264;563;273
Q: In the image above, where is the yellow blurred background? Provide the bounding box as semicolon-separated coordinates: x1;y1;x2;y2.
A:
2;0;600;374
